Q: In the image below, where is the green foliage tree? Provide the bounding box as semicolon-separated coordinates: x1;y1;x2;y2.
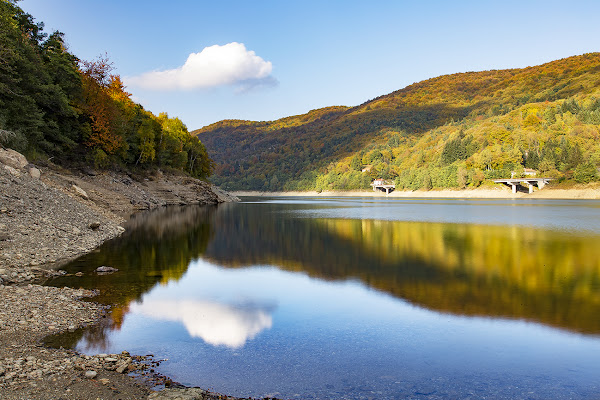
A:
350;155;362;171
135;119;156;165
574;163;598;183
0;1;212;177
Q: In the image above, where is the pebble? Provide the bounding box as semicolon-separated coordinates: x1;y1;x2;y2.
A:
84;370;97;379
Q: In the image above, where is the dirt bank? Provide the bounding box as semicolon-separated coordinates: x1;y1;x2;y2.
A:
0;148;245;399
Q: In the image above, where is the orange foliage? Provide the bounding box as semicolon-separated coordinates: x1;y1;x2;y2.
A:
79;57;124;154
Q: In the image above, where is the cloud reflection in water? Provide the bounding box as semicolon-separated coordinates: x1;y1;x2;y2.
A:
132;299;273;348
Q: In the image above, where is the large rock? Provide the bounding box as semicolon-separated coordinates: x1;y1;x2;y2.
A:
72;184;89;200
4;165;21;177
0;148;28;169
211;185;240;203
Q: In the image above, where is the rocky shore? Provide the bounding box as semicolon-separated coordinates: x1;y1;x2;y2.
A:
0;148;248;399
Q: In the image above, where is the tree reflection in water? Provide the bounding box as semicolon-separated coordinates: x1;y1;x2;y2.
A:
45;205;217;349
204;202;600;335
46;200;600;351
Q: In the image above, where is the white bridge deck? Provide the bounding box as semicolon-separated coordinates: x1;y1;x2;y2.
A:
493;178;553;193
371;181;396;194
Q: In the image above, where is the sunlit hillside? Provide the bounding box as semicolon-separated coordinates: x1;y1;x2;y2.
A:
194;53;600;191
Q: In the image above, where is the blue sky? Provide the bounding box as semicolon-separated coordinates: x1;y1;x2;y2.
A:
19;0;600;130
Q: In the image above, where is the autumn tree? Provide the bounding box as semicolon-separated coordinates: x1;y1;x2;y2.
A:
79;55;125;155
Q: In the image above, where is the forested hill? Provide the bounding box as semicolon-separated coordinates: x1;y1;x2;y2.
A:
0;0;211;178
194;53;600;191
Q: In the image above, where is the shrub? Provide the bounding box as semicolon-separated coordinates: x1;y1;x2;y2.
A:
574;163;598;183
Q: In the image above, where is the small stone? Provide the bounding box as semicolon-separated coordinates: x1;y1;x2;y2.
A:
99;378;110;385
72;227;81;235
116;364;127;374
28;369;43;379
104;357;118;362
28;167;41;179
84;370;97;379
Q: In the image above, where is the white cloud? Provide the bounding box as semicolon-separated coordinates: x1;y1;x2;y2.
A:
132;299;273;348
126;42;274;91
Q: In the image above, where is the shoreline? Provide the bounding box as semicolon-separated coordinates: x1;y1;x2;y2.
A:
0;149;242;399
232;185;600;200
2;146;599;399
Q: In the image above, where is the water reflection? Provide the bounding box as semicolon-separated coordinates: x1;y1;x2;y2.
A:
131;299;273;348
46;205;217;344
47;199;600;351
204;201;600;335
44;199;600;399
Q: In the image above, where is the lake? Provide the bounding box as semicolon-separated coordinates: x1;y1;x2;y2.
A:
45;197;600;399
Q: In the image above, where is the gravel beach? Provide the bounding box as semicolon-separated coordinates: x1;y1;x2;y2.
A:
0;148;246;400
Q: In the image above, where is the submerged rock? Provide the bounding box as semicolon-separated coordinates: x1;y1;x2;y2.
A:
95;266;119;274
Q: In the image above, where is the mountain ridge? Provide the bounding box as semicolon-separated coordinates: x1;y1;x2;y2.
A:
194;53;600;191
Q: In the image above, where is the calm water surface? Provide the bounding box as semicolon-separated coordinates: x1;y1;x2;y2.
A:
46;198;600;399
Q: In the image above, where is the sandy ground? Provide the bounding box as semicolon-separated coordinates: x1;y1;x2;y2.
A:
232;184;600;200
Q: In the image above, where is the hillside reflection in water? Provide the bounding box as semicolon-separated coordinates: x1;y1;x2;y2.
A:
45;198;600;399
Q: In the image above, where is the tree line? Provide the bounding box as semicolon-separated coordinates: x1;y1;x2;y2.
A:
0;0;211;177
305;96;600;192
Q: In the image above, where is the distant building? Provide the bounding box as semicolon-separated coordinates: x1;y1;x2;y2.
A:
511;168;538;178
361;165;372;173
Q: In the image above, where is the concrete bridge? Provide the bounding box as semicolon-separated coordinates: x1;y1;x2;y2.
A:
371;179;395;194
493;178;553;194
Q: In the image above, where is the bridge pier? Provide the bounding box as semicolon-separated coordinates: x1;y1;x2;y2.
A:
493;178;553;194
370;181;396;194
